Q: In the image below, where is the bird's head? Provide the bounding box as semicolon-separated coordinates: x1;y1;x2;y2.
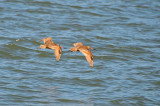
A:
87;46;94;50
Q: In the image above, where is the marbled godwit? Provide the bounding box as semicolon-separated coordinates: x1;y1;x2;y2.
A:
70;42;93;67
40;37;62;61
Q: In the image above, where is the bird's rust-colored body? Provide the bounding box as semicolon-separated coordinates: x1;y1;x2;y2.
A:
70;42;93;67
40;37;62;61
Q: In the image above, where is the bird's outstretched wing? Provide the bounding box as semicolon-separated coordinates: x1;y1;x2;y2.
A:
79;48;93;67
54;45;62;61
72;42;83;47
40;44;46;49
40;37;56;49
40;37;53;44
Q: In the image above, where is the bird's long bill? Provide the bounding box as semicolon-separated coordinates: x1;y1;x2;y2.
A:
60;46;64;48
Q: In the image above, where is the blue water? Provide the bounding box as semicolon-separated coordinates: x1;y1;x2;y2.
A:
0;0;160;105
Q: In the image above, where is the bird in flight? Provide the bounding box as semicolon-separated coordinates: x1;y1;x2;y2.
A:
39;37;62;61
70;42;93;67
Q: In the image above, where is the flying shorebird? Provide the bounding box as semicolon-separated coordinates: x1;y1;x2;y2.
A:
70;42;93;67
39;37;62;61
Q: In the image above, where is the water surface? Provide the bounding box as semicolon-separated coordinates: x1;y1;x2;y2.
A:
0;0;160;105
